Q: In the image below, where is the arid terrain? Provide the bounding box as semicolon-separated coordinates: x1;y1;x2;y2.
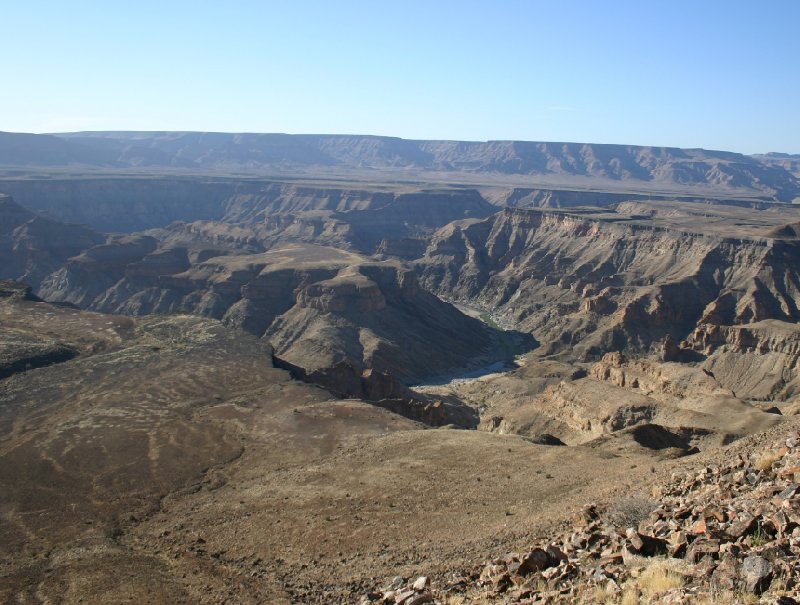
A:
3;132;800;603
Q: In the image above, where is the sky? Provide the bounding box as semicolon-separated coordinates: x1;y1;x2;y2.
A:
1;1;798;154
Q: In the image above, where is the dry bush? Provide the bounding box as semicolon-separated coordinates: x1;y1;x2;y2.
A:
604;495;657;529
691;589;758;604
754;449;781;472
620;588;641;605
636;557;686;597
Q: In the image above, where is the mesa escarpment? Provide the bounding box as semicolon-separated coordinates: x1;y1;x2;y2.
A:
10;131;795;201
0;177;494;238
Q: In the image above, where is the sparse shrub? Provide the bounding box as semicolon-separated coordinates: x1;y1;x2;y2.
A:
604;495;656;529
751;520;766;547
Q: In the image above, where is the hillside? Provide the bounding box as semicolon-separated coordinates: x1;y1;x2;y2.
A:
3;134;800;603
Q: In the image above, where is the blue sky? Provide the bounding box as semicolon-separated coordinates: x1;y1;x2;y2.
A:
2;1;798;153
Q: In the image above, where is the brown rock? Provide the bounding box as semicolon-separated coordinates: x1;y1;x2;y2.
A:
685;539;720;564
711;554;739;591
545;544;567;563
624;528;668;557
690;518;708;535
519;548;553;574
780;466;800;479
576;504;599;525
661;334;680;362
725;512;757;540
668;530;688;557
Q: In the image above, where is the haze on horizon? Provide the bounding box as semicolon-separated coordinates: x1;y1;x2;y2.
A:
2;0;798;155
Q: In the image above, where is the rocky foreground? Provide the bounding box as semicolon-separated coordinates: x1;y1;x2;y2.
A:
363;425;800;604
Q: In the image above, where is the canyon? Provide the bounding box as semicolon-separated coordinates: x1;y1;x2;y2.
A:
2;132;800;603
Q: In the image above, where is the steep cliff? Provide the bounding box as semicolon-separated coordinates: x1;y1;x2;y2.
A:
0;195;105;289
0;178;494;246
415;205;800;401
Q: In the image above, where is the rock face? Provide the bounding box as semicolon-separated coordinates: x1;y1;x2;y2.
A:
1;177;494;239
0;177;234;232
414;204;800;399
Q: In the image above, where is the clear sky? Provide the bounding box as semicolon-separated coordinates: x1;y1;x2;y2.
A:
2;0;798;153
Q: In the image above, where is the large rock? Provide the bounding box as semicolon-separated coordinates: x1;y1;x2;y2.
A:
741;556;773;594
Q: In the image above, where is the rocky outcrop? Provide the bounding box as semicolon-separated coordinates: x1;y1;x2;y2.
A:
0;280;79;378
272;356;477;427
0;335;78;380
0;280;40;301
684;320;800;401
589;352;732;400
488;378;659;445
267;262;534;387
478;350;780;447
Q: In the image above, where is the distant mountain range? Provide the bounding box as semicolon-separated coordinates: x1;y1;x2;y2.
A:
1;131;798;201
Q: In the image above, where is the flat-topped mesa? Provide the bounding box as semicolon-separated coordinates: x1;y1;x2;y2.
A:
297;269;387;313
374;237;428;260
72;235;159;269
296;263;426;315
